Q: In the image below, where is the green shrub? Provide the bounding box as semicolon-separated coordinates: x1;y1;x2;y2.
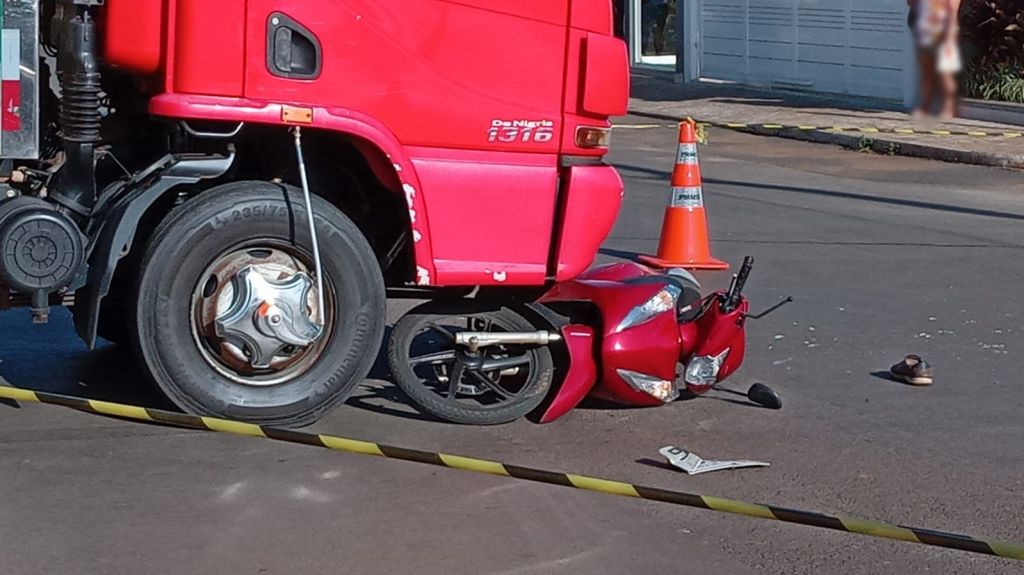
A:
959;0;1023;102
962;65;1024;103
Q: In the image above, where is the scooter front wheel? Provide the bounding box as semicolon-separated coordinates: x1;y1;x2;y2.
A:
387;301;554;425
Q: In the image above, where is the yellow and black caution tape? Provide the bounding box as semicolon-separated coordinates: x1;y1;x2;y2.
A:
616;121;1024;138
3;385;1023;561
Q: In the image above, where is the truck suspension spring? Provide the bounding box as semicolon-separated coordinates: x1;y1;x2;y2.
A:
57;8;102;144
50;3;103;215
59;76;102;143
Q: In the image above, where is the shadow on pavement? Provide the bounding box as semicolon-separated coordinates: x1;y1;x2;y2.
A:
598;247;643;262
0;313;449;425
707;387;775;410
635;457;678;472
0;342;172;409
345;382;439;423
0;308;169;408
614;163;1024;227
615;163;671;181
869;370;926;388
706;178;1024;224
346;325;445;423
871;370;899;383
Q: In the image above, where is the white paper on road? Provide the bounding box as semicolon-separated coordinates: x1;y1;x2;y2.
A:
660;446;770;475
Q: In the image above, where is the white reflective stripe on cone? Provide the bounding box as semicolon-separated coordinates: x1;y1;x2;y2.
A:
671;186;704;208
676;143;699;165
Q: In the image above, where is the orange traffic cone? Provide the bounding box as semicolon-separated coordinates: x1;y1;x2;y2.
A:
639;119;729;271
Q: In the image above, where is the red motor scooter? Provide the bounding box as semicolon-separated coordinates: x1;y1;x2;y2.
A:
388;257;788;425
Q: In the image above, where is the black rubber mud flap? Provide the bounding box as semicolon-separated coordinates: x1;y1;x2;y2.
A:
73;152;234;348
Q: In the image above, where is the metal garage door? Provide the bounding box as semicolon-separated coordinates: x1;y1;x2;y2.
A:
701;0;907;100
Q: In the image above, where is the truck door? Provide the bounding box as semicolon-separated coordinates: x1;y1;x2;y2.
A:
243;0;571;286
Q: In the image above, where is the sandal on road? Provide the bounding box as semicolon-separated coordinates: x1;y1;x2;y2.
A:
890;355;934;386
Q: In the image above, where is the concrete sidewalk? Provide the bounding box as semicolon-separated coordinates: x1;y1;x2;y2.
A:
628;72;1024;169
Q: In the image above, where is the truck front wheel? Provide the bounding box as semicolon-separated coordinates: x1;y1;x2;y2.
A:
131;181;385;427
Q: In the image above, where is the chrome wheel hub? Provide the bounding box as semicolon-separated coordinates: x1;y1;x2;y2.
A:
214;266;323;369
191;246;333;386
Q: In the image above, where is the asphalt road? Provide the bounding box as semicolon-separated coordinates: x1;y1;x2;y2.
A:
2;121;1023;574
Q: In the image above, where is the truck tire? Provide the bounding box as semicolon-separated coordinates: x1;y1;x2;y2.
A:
130;181;385;427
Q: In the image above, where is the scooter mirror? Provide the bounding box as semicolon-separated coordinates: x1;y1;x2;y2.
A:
747;383;783;410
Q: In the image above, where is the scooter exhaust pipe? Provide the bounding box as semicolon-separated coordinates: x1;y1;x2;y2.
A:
455;331;562;350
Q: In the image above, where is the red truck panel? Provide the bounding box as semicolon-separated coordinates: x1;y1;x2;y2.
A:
243;0;567;153
174;0;247;96
439;0;569;25
582;33;630;117
408;147;558;286
103;0;165;75
571;0;614;34
555;165;623;280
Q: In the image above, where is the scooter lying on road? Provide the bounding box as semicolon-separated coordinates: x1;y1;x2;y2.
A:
388;256;790;425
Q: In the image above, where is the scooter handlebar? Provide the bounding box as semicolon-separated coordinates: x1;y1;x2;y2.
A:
723;256;755;312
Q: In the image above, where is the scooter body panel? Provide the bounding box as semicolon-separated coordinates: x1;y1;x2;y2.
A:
535;261;753;420
595;311;682;407
537;324;599;423
538;262;685;411
694;298;748;383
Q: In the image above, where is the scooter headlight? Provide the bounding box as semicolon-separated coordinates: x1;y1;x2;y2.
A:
684;349;730;392
615;285;682;332
617;369;678;403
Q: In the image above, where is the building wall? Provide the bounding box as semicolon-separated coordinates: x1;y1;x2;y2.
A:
619;0;915;103
701;0;909;100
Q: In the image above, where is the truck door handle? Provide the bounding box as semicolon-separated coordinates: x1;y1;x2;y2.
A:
267;13;322;80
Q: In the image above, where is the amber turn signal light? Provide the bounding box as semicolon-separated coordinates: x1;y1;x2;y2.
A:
575;126;612;149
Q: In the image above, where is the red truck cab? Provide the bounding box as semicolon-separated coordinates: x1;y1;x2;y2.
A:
107;0;629;286
0;0;627;426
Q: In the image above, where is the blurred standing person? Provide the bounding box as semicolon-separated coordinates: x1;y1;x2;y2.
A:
908;0;962;118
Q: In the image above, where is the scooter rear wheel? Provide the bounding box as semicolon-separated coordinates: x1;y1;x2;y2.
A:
387;301;554;425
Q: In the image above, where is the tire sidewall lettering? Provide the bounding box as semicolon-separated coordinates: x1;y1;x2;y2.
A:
211;203;284;230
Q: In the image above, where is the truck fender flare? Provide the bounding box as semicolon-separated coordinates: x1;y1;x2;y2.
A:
73;152;235;348
149;94;437;286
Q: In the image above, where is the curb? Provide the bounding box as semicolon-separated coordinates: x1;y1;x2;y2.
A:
629;109;1024;170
